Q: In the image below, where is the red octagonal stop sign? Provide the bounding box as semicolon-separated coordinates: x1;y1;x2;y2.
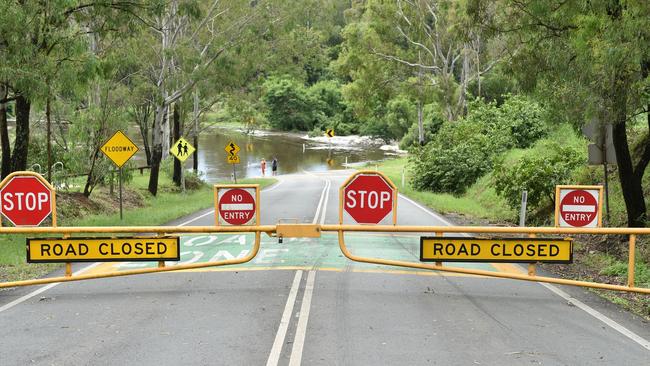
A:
0;175;53;226
218;188;256;225
343;173;396;224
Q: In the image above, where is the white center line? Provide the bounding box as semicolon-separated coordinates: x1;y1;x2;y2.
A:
266;270;303;366
289;270;316;366
319;180;331;225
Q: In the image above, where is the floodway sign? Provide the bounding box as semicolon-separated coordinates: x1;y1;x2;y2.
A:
214;185;259;226
420;237;573;263
101;130;139;168
170;136;195;163
0;174;53;226
555;185;603;228
27;237;180;262
341;171;396;224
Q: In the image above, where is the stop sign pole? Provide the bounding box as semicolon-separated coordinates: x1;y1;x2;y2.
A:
339;171;397;225
0;171;57;227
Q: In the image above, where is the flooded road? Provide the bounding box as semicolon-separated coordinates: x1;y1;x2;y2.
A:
138;127;401;182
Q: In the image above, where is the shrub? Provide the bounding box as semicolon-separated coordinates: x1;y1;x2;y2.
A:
262;76;319;131
492;141;584;212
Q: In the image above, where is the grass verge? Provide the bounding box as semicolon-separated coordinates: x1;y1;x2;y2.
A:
368;157;515;223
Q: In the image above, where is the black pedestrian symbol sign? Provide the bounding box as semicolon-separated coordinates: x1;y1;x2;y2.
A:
170;137;195;163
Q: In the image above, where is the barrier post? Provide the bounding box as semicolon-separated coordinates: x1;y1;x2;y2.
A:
628;235;636;287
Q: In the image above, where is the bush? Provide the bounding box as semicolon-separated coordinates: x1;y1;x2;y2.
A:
409;121;496;194
492;140;584;212
262;76;319;131
408;96;549;194
399;103;445;149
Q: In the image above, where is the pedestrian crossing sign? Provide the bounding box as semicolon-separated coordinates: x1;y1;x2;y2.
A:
170;137;195;163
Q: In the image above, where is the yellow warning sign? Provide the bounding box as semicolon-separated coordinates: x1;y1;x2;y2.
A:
27;237;180;262
420;237;572;263
326;129;335;138
100;130;139;168
227;155;240;164
224;141;240;156
170;137;195;163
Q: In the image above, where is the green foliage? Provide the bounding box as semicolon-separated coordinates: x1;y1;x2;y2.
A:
399;103;445;149
409;96;548;194
360;95;416;142
492;138;585;212
262;76;320;131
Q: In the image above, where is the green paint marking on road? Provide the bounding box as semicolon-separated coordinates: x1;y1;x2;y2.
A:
110;233;499;273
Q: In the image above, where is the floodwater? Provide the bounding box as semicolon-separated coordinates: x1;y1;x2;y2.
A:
134;127;400;183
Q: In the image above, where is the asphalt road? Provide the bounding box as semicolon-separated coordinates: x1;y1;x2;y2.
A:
1;170;649;365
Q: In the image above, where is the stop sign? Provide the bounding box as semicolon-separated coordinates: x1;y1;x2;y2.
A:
0;175;53;226
218;188;256;225
343;173;396;224
559;189;599;227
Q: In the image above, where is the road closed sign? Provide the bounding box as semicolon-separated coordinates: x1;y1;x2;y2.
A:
214;185;259;226
420;237;573;263
555;185;603;228
27;237;180;262
0;174;54;226
341;171;396;224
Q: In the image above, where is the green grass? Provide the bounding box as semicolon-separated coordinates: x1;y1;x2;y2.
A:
0;175;276;282
368;157;515;223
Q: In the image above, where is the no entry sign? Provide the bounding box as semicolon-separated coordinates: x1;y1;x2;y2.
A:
555;186;603;228
342;172;396;224
0;174;54;226
215;185;259;226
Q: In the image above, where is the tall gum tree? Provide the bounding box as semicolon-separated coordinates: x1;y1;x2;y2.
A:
477;0;650;227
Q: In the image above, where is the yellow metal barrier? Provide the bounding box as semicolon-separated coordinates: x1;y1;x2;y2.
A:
0;223;649;294
318;224;650;295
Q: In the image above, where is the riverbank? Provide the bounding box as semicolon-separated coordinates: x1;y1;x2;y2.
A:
0;174;276;283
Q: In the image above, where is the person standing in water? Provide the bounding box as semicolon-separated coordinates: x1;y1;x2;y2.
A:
271;157;278;176
261;158;267;176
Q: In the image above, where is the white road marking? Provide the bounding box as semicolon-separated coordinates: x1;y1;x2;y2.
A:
266;270;303;366
312;179;330;224
540;282;650;351
0;263;99;314
263;180;284;192
177;209;214;226
319;180;331;225
289;270;316;366
398;178;648;350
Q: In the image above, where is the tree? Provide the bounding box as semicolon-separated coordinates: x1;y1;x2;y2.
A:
478;0;650;227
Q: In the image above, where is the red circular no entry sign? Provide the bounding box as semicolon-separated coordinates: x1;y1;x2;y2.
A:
0;175;53;226
218;188;256;225
559;190;598;227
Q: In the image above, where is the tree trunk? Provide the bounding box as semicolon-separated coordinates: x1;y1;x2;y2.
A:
611;74;646;227
193;90;199;172
11;94;30;172
148;104;167;196
172;103;181;186
0;86;11;178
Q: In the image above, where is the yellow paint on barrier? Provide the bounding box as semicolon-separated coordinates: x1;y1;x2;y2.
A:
27;237;180;263
421;237;572;263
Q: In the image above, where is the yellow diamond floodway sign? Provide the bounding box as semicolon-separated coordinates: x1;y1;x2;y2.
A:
170;137;196;163
101;130;139;168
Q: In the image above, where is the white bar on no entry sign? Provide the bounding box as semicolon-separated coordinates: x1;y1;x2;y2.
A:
562;205;596;213
221;203;254;211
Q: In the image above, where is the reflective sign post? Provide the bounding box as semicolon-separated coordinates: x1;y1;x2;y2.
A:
100;131;139;221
